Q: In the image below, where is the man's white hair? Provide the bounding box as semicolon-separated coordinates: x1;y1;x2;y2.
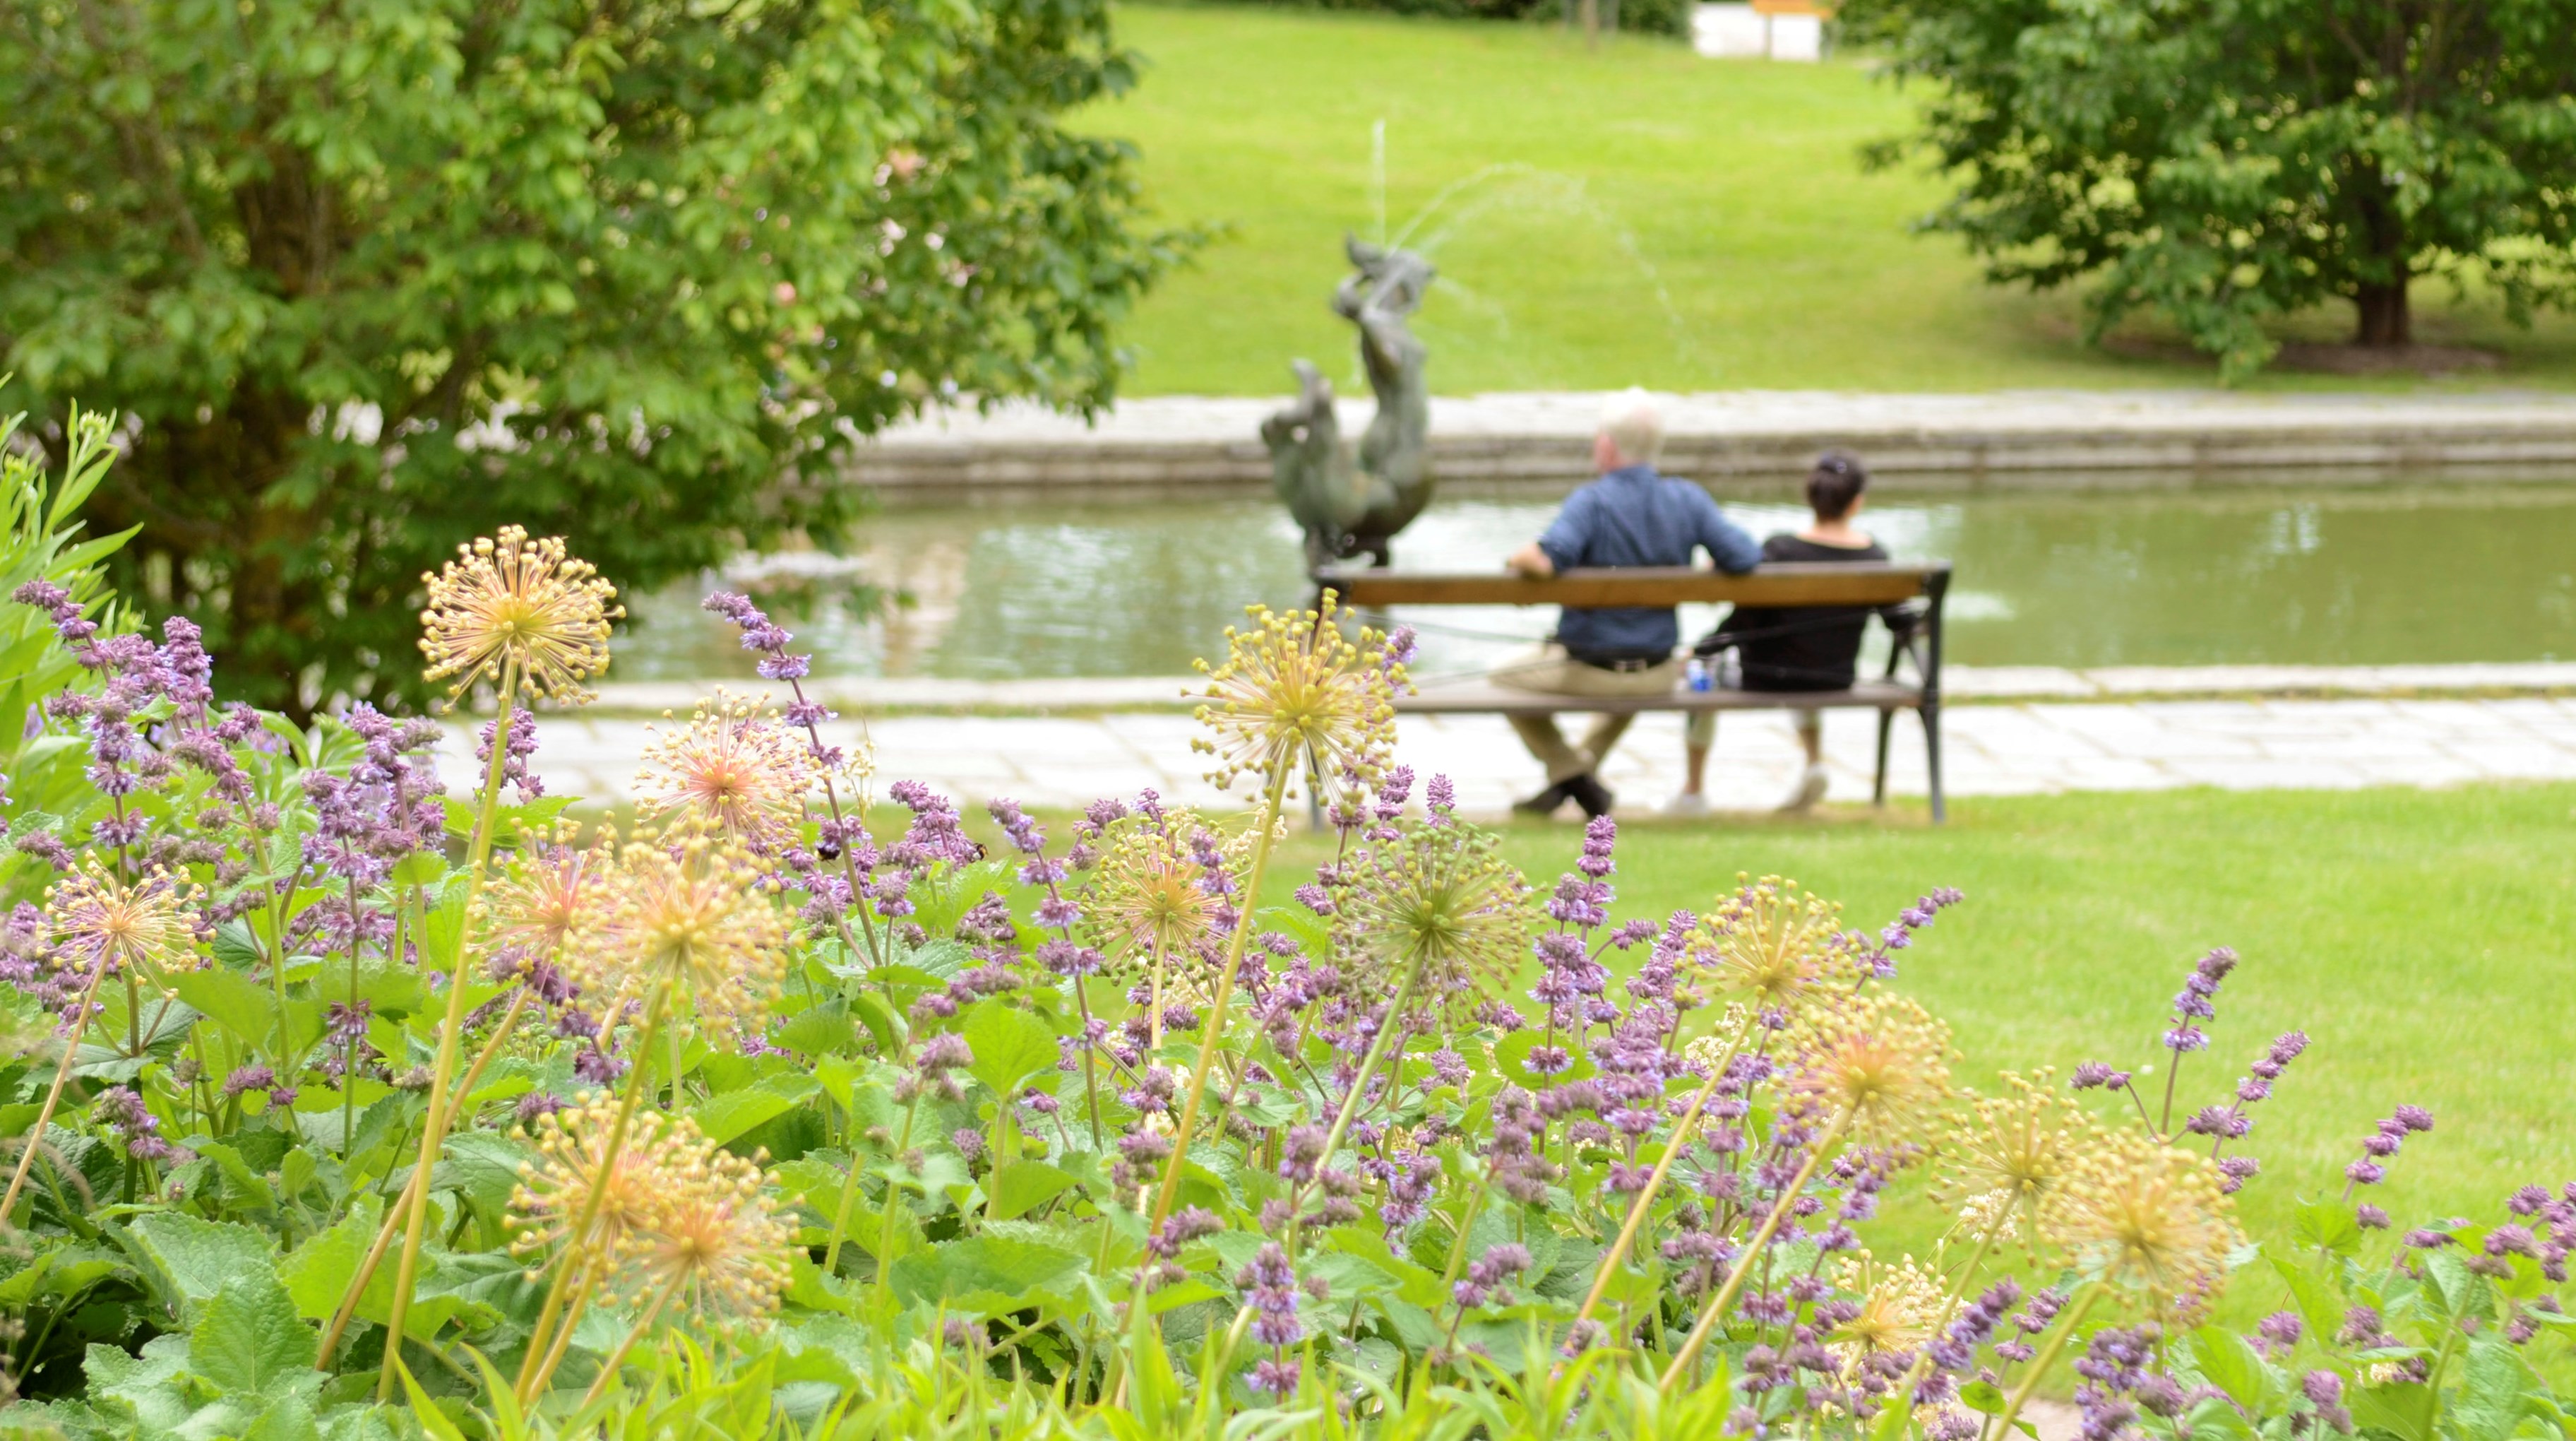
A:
1597;388;1666;466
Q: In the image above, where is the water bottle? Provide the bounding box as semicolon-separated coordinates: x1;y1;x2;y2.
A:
1686;656;1712;693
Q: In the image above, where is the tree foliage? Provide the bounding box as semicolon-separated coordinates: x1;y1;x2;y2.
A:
1844;0;2576;376
0;0;1189;712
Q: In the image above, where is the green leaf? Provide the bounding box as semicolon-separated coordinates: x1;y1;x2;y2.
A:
2189;1325;2271;1409
165;966;277;1048
2455;1336;2533;1441
888;1234;1087;1311
388;851;448;889
2267;1255;2346;1342
116;1213;275;1325
986;1161;1076;1221
962;1001;1059;1100
850;992;905;1055
696;1073;820;1146
1492;1029;1592;1087
210;920;264;970
430;1130;533;1216
2352;1382;2436;1441
2293;1197;2363;1257
2421;1247;2488;1320
1957;1380;2007;1416
246;1392;323;1441
280;1207;370;1322
188;1270;316;1396
774;1002;854;1058
191;1141;280;1216
0;1244;126;1306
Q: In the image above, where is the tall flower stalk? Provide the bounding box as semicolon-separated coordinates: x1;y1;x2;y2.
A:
1283;797;1525;1252
0;865;199;1226
341;528;618;1399
1662;994;1953;1388
1146;597;1404;1230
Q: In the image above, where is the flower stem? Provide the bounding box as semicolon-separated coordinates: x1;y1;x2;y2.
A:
1878;1205;2017;1430
316;986;532;1367
1660;1105;1854;1391
0;954;116;1228
1147;937;1167;1051
1983;1284;2102;1441
514;985;670;1402
1147;766;1289;1231
579;1266;689;1407
1571;1028;1747;1334
1070;978;1105;1149
864;1091;924;1288
1283;950;1425;1258
374;663;523;1401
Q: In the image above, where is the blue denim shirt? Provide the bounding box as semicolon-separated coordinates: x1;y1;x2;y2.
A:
1535;465;1762;658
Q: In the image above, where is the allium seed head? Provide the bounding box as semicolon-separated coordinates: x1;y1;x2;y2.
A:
485;824;619;965
2056;1129;2246;1319
417;526;621;704
1190;595;1403;802
1937;1069;2100;1257
1082;806;1241;982
633;694;817;853
1692;876;1866;1016
571;829;790;1040
1786;991;1954;1141
1328;812;1530;1024
47;860;202;983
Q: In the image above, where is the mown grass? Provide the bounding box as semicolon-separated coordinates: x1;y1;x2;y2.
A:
1083;4;2576;394
1257;781;2576;1269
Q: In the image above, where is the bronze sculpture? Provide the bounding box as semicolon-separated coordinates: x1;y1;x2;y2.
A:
1262;237;1437;569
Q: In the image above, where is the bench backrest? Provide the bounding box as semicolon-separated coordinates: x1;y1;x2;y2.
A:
1313;562;1949;610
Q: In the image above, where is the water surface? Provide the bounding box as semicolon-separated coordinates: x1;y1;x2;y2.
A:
620;484;2576;681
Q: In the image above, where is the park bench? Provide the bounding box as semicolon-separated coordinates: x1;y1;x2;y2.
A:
1315;562;1954;822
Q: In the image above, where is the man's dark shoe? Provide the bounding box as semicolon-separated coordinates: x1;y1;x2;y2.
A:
1563;773;1616;819
1512;781;1571;817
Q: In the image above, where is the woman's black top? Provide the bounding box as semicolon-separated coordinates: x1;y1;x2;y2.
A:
1693;534;1907;692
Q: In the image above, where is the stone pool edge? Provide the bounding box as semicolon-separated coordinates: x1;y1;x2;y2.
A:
848;391;2576;495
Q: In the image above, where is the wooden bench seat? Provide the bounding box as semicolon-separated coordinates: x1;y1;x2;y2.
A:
1316;561;1953;821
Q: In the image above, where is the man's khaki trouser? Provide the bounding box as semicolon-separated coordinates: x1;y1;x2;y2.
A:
1491;644;1681;783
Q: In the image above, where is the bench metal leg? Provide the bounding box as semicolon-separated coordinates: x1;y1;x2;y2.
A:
1921;701;1946;825
1872;710;1895;807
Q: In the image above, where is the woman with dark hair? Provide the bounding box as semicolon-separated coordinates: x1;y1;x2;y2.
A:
1669;450;1904;815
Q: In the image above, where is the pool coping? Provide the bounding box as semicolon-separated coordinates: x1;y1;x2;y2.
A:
847;390;2576;494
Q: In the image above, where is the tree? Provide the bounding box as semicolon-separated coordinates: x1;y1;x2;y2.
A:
1843;0;2576;376
0;0;1188;713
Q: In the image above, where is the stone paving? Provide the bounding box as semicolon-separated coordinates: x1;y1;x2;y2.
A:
444;692;2576;818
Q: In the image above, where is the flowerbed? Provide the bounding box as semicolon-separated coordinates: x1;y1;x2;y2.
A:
0;419;2568;1440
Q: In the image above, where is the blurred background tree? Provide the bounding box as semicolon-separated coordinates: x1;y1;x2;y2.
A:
0;0;1189;714
1844;0;2576;377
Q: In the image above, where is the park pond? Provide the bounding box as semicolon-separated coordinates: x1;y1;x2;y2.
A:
617;480;2576;682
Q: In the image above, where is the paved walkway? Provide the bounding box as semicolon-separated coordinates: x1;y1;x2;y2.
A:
585;661;2576;716
446;694;2576;817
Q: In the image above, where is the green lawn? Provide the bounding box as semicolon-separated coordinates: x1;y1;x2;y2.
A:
1258;782;2576;1267
1082;4;2576;394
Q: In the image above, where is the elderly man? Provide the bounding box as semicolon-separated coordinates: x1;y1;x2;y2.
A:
1496;390;1761;819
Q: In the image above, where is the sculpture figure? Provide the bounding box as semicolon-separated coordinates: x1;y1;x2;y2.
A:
1262;237;1437;569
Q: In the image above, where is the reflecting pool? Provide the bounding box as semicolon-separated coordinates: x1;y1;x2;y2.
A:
619;483;2576;681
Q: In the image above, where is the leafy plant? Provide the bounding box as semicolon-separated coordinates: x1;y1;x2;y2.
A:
0;508;2566;1441
0;0;1194;714
1843;0;2576;377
